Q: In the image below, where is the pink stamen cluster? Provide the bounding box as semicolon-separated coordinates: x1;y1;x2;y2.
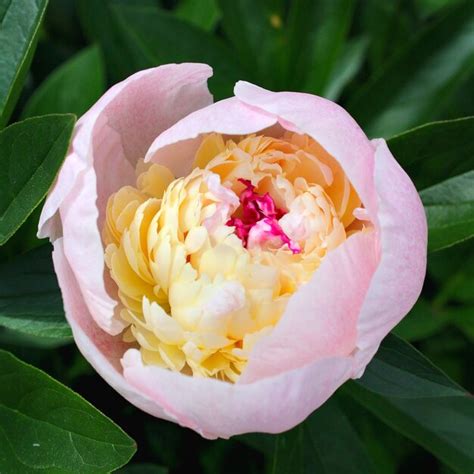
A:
227;179;301;254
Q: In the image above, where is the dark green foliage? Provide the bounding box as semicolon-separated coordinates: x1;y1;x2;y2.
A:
0;349;136;472
0;114;75;244
0;0;473;472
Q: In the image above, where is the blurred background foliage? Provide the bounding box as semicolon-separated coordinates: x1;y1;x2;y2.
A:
0;0;473;472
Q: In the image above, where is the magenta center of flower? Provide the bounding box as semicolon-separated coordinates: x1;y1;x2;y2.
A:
227;179;301;254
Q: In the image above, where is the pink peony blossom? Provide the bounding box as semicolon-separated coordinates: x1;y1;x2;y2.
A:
39;63;427;439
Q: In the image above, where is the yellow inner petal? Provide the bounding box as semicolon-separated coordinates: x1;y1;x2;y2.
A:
103;132;367;382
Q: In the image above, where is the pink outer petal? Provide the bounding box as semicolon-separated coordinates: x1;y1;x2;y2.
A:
144;97;276;176
39;63;213;335
121;349;352;439
54;237;353;439
241;231;378;383
52;239;177;424
353;139;427;375
233;81;378;221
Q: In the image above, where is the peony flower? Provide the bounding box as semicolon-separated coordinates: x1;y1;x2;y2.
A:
39;63;427;439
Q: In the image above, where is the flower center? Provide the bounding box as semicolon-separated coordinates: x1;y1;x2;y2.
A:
226;179;301;254
102;132;364;382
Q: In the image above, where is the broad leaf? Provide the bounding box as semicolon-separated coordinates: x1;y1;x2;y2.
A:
113;3;241;99
348;1;474;137
240;399;375;474
77;0;148;82
0;114;75;245
298;0;356;95
0;0;48;127
0;244;71;340
427;239;474;304
0;349;136;472
176;0;220;32
322;36;368;101
218;0;283;88
420;171;474;252
22;45;105;119
347;334;474;473
393;299;449;342
360;0;415;73
79;0;242;99
387;116;474;190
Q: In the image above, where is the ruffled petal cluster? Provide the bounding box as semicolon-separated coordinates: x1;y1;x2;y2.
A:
102;132;365;381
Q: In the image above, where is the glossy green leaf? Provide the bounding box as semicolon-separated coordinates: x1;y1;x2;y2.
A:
360;0;415;73
240;399;375;474
348;1;474;137
299;0;356;95
427;239;474;304
420;171;474;252
79;0;242;99
322;36;368;101
448;306;474;342
0;349;136;472
347;334;474;473
218;0;287;89
0;0;48;127
393;299;449;342
416;0;464;16
176;0;220;31
387;116;474;190
77;0;147;82
0;114;75;245
356;334;464;398
0;244;71;340
115;3;241;99
22;45;105;119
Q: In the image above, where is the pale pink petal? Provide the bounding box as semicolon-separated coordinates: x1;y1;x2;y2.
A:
353;139;427;375
38;150;87;241
144;97;276;176
55;236;353;439
52;238;178;424
241;231;378;383
41;64;214;335
122;348;352;439
233;81;378;221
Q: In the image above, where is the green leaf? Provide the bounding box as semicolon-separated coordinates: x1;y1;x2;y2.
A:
77;0;147;82
356;334;464;398
420;171;474;252
0;0;48;128
348;1;474;137
0;244;71;340
393;299;449;342
427;239;474;304
322;36;368;101
448;305;474;342
0;349;136;472
240;399;376;474
0;114;76;245
346;334;474;473
299;0;356;95
416;0;464;17
387;116;474;190
118;464;168;474
21;45;105;119
360;0;415;73
114;3;241;99
78;0;242;99
175;0;221;32
218;0;285;89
